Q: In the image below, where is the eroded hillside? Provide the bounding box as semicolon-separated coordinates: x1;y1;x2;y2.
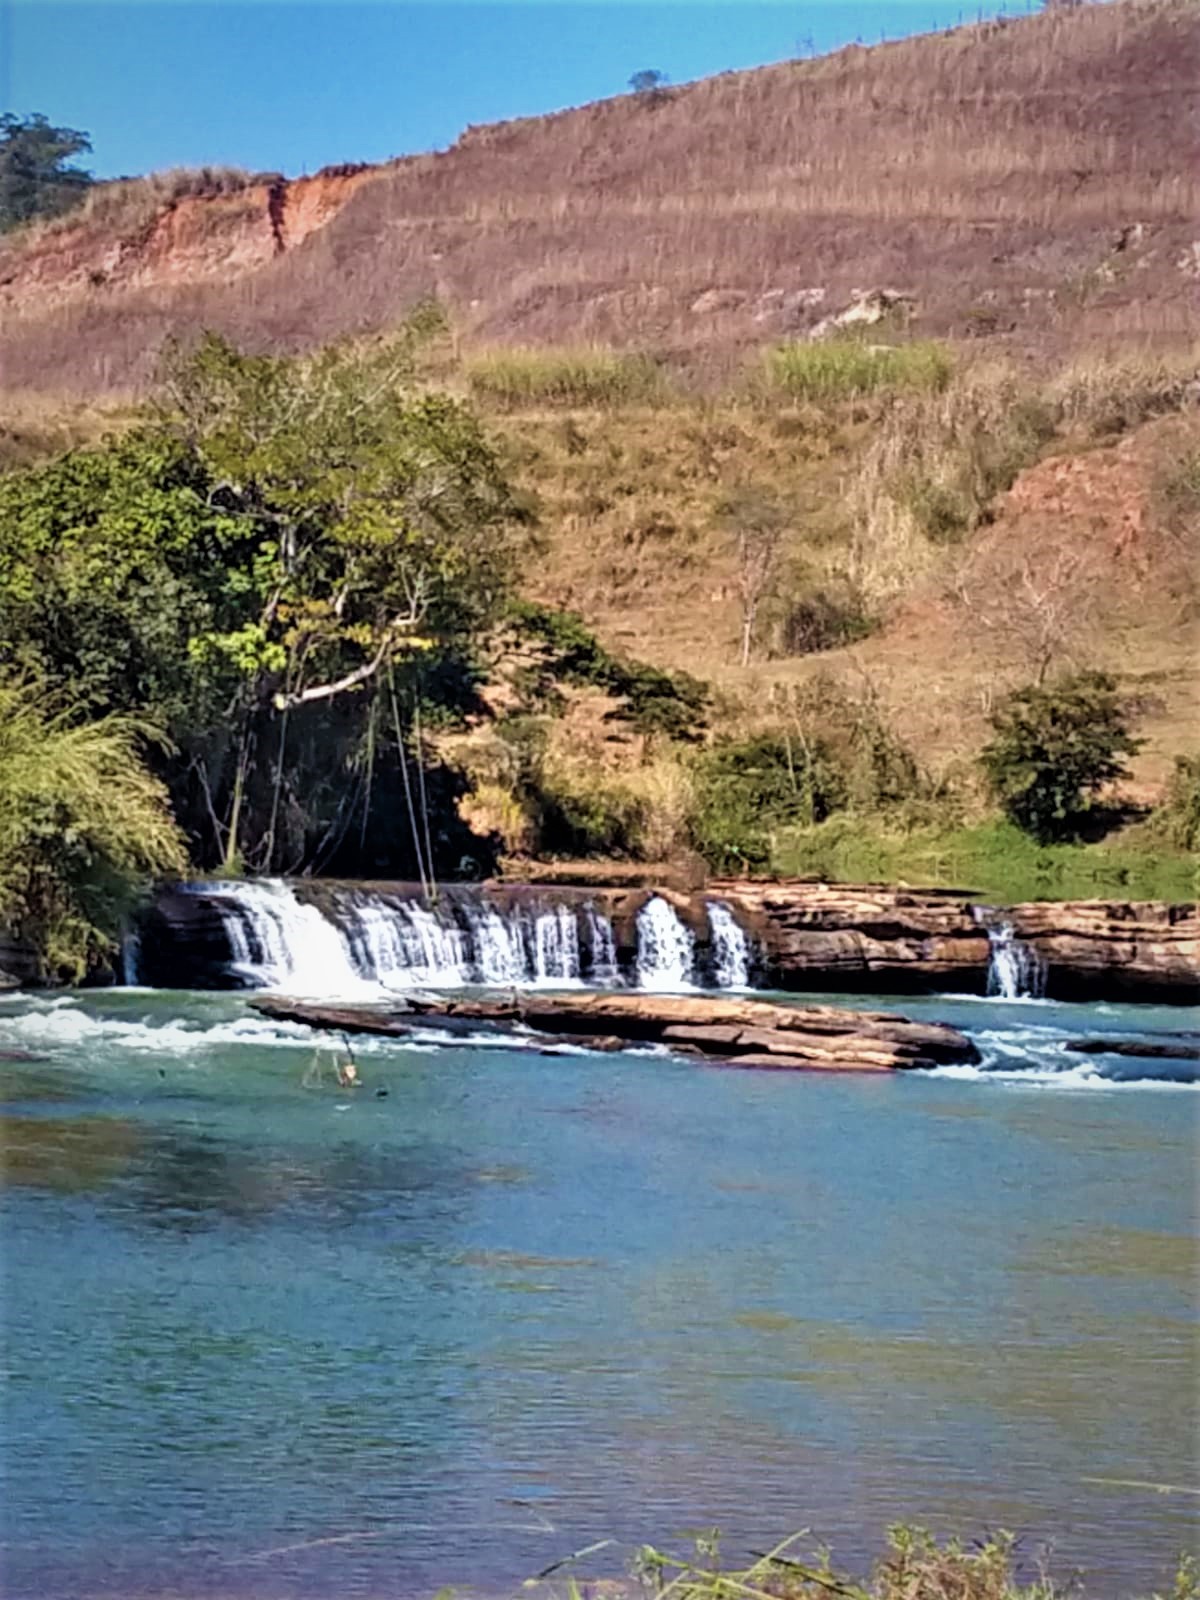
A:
1;0;1197;395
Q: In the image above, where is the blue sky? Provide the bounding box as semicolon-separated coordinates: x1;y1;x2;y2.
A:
4;0;1023;180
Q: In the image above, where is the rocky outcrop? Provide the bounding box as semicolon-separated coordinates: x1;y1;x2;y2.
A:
0;931;39;990
251;991;981;1073
710;881;989;992
709;881;1198;1002
1005;899;1199;1002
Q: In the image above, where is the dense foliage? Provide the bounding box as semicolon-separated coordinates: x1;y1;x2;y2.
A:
0;112;94;231
0;320;534;964
980;672;1142;843
0;683;185;980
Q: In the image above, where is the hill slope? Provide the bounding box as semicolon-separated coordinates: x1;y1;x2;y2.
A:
2;0;1198;395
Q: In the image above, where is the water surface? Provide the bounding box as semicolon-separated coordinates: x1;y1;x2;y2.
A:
1;988;1196;1598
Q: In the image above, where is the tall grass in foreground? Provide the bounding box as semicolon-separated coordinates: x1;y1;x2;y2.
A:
765;338;953;402
0;681;186;980
535;1526;1199;1600
466;347;668;409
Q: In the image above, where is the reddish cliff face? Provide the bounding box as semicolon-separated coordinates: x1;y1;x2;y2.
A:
0;164;385;311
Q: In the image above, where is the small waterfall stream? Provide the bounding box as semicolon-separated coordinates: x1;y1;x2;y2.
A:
635;895;696;990
172;880;756;996
976;913;1046;1001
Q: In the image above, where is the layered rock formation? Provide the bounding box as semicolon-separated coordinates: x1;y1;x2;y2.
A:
712;881;1199;1001
1004;898;1199;1002
710;880;989;992
133;878;1199;1002
251;991;981;1073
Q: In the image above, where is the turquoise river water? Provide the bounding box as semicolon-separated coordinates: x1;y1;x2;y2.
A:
1;985;1197;1598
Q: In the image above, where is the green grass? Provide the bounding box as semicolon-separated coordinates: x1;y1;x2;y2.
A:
771;816;1197;903
466;347;667;408
766;337;953;402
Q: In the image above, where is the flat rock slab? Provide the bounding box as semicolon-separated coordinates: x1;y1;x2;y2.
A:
251;991;980;1073
1066;1036;1199;1062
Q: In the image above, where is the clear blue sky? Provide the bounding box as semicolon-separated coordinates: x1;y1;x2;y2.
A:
4;0;1025;180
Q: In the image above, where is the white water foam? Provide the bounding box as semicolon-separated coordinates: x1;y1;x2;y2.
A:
210;880;373;996
917;1025;1198;1091
0;1005;317;1053
635;896;696;991
707;900;751;988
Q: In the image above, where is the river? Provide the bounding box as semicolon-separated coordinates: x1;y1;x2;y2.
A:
1;984;1196;1598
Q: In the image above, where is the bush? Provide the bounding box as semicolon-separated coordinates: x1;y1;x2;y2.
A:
1150;753;1200;853
766;337;952;402
774;587;875;655
980;671;1142;843
689;733;848;871
0;681;187;980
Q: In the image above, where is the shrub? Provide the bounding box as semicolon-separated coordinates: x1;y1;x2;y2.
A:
1150;753;1200;853
774;586;875;655
689;733;848;870
0;681;187;981
980;671;1142;843
766;337;952;402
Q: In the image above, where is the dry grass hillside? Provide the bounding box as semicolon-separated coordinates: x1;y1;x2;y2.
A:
1;0;1197;395
479;353;1198;798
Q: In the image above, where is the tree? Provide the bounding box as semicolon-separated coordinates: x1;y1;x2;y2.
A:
979;671;1142;843
717;488;788;666
0;112;94;231
628;69;669;98
957;545;1100;685
0;316;530;882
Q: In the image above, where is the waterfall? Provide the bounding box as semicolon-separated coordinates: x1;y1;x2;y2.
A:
635;896;696;991
981;919;1046;1001
120;930;142;987
199;880;368;995
530;902;581;984
470;904;527;986
706;900;750;988
348;899;471;987
166;881;755;996
583;903;619;985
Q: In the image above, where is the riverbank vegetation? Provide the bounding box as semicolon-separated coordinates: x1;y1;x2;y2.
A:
1;309;1196;976
531;1524;1198;1600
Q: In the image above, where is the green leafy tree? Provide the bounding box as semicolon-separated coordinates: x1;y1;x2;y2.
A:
0;112;94;231
0;316;529;883
980;671;1142;843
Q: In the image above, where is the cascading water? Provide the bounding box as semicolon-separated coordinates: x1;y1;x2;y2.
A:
119;931;143;987
348;900;471;987
169;881;755;996
530;902;581;984
706;900;751;988
635;896;696;991
205;880;368;994
978;915;1047;1001
583;904;619;985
